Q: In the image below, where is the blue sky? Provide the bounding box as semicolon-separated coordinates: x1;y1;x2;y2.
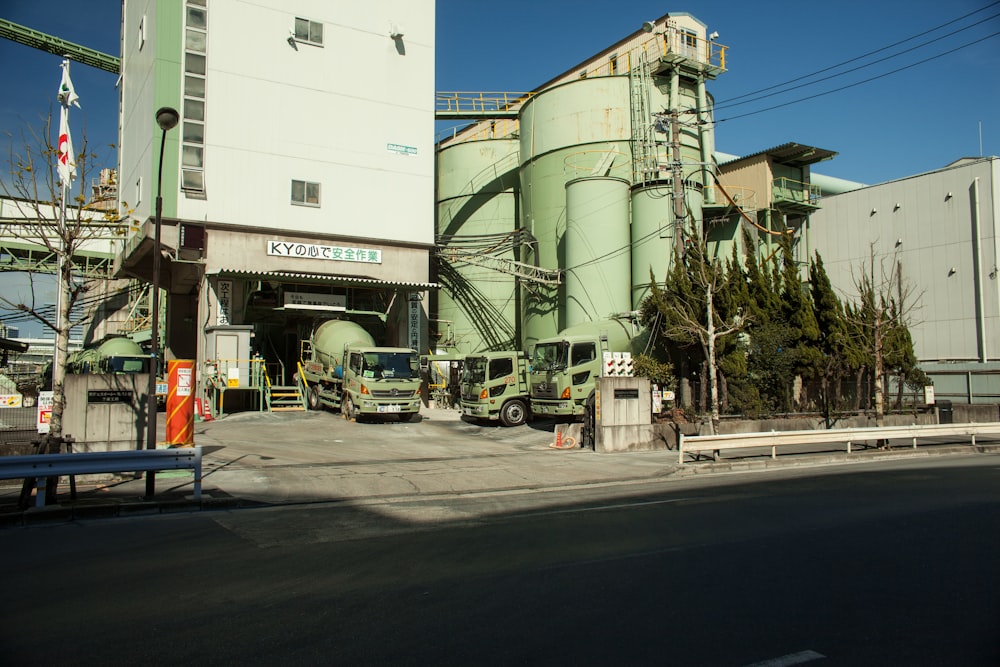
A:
1;0;997;186
1;0;999;335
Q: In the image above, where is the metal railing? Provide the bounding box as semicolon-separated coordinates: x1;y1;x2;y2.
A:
435;91;533;119
0;447;203;507
772;177;821;208
677;422;1000;465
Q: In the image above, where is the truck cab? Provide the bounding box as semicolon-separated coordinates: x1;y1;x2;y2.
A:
339;346;422;421
460;351;530;426
529;319;636;419
529;335;600;418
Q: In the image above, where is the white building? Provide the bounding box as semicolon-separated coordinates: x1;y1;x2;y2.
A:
115;0;436;390
808;156;1000;402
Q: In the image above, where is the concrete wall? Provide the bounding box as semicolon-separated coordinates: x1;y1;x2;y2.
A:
62;373;149;452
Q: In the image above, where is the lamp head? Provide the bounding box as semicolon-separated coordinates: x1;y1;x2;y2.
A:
155;107;180;132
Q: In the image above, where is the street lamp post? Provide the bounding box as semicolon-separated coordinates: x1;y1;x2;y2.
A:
146;106;179;498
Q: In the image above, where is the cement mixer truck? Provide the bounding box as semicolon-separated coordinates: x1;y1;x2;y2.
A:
529;318;637;420
299;320;421;422
67;335;150;375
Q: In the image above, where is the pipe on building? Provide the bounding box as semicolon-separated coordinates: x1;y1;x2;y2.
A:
973;176;986;362
696;76;714;204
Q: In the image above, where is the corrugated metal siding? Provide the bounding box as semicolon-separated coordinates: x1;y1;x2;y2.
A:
809;158;1000;363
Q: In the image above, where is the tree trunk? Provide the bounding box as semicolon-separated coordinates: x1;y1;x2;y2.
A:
853;368;864;412
706;283;720;435
49;259;74;440
874;324;885;427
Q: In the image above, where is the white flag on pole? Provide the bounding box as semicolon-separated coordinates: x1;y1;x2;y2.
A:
56;60;80;188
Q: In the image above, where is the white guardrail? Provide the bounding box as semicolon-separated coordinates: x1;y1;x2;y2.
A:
0;447;202;507
677;423;1000;465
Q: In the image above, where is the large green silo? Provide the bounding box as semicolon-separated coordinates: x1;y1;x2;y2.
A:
435;138;520;353
518;76;633;350
564;176;631;326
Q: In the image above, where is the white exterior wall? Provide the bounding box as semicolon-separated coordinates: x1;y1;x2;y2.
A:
177;0;434;245
808;157;1000;363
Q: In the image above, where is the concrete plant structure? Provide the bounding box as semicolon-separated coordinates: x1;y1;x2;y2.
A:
433;13;844;357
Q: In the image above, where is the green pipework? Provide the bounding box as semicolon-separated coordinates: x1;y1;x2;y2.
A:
697;76;716;205
153;1;184;218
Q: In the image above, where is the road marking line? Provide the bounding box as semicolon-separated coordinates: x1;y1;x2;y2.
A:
744;650;826;667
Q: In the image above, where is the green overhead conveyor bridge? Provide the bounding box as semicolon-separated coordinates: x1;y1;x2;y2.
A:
0;18;121;73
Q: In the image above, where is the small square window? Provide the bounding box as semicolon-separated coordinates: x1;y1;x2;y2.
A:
185;53;206;76
294;17;323;46
182;169;205;192
184;98;205;121
183;121;204;144
186;28;207;53
186;6;207;30
182;145;204;168
291;179;321;206
185;75;206;98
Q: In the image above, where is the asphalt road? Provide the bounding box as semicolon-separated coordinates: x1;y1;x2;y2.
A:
1;456;997;665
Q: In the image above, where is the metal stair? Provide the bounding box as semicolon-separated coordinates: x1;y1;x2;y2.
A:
267;384;306;412
262;365;307;412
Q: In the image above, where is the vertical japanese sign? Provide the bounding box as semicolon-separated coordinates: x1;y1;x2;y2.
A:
408;293;421;352
216;279;232;326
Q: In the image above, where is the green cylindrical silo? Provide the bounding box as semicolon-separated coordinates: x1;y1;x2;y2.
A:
564;176;631;326
435;138;520;353
630;180;674;308
518;76;633;350
629;178;705;309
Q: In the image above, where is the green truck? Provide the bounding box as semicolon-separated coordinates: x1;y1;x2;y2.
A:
528;318;636;419
459;350;531;426
300;319;421;422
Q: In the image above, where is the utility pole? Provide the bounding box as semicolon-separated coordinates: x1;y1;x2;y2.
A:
670;109;687;258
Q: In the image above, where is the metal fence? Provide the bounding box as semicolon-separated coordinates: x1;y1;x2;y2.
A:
0;405;40;447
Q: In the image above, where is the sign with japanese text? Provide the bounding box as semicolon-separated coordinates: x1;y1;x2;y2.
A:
267;240;382;264
408;293;421;352
216;279;232;326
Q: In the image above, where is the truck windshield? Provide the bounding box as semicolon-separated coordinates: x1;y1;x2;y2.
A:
462;357;487;384
104;357;150;373
362;352;418;379
531;342;566;372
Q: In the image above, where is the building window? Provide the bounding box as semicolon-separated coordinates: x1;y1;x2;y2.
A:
135;177;142;206
291;180;321;207
181;0;208;195
138;15;145;50
294;17;323;46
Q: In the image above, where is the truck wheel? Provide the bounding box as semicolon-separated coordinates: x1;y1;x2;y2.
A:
307;385;321;411
343;396;356;421
500;399;528;427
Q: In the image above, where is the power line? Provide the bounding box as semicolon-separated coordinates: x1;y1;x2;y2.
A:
716;30;1000;124
716;1;1000;108
714;9;1000;114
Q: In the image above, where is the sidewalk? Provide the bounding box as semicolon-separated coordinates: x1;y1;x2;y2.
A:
2;406;998;525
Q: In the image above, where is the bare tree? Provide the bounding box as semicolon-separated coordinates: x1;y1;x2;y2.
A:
1;111;119;443
643;223;747;434
845;243;922;429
